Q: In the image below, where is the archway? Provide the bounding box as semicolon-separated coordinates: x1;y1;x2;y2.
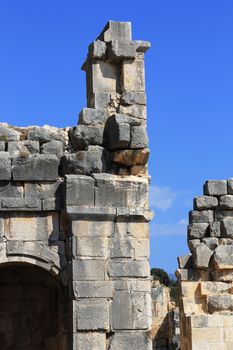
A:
0;263;69;350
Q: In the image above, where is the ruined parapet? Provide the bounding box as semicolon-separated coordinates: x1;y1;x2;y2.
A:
0;21;153;350
177;179;233;349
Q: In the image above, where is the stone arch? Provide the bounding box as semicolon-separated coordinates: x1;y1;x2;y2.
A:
0;262;69;350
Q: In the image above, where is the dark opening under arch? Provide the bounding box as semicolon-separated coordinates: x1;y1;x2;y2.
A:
0;264;69;350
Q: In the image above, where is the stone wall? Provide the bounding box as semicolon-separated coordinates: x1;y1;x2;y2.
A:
177;179;233;350
0;21;154;350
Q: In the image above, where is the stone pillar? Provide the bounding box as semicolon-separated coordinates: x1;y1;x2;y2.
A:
177;179;233;350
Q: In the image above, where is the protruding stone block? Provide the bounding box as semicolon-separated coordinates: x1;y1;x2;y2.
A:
98;20;132;42
204;180;227;196
78;108;108;125
27;126;65;143
130;126;148;149
209;221;221;237
88;40;107;59
65;174;95;207
188;223;209;239
208;294;233;313
193;243;213;269
108;40;136;61
69;125;104;150
189;210;214;224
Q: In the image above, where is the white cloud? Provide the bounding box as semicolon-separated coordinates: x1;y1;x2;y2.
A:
149;185;176;211
150;220;187;236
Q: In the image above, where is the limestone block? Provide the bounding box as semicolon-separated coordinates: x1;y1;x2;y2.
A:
1;198;41;210
72;259;106;281
115;280;151;293
88;40;107;59
0;152;11;180
188;223;209;239
0;141;5;151
200;282;231;296
121;91;146;106
39;198;62;211
88;61;117;93
72;220;113;237
118;104;147;120
78;108;108;126
189;210;214;223
0;125;20;141
211;270;233;282
221;218;233;238
108;113;141;126
128;222;149;238
227;178;233;194
94;174;148;208
75;299;109;330
69;125;104;150
108;40;136;61
177;255;193;269
62;146;105;175
98;21;132;42
193;243;213;268
108;260;150;278
202;237;219;250
4;212;59;241
12;154;59;181
0;181;24;198
208;294;233;313
113;148;149;166
109;332;152;350
74;236;108;258
135;40;151;53
213;245;233;269
194;195;218;210
8;141;39;156
73;281;114;298
65;174;94;206
204;180;227;196
74;332;106;350
219;194;233;209
122;59;145;92
209;221;221;237
109;237;134;258
135;239;149;259
87;92;112;110
130;126;148;149
27;126;66;143
106;116;130;150
24;180;63;201
111;291;151;330
188;239;201;252
41;140;64;157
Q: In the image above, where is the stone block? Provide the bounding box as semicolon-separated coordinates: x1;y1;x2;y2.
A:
204;180;227;196
74;299;109;330
122;58;145;92
227;178;233;194
178;255;193;269
188;239;201;252
213;245;233;269
109;237;134;258
1;198;41;210
75;332;106;349
42;198;62;211
0;125;20;141
87;61;117;93
200;282;231;296
109;332;152;350
111;291;151;330
12;154;59;181
98;21;132;42
134;239;149;259
219;195;233;209
106;115;130;150
128;222;149;238
0;141;5;151
121;91;146;106
88;40;107;59
209;221;221;237
24;180;63;200
108;260;150;278
130;126;148;149
119;104;147;120
221;218;233;238
188;223;209;239
41;140;64;157
27;126;65;143
62;146;105;175
87;92;111;110
69;125;104;150
65;174;94;206
194;195;218;210
202;237;219;250
8;141;39;157
78;108;108;126
73;281;114;298
208;294;233;312
135;40;151;53
189;210;214;223
193;243;213;269
72;259;106;281
94;174;148;208
215;209;233;220
113;148;149;166
0;152;11;180
72;220;113;237
0;181;24;198
74;236;108;258
108;40;136;61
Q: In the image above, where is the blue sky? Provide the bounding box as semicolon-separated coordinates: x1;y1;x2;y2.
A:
1;1;233;273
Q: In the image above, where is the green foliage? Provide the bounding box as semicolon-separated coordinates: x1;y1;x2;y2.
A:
151;267;179;305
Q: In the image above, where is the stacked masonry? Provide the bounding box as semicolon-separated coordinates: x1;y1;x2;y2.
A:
0;21;154;350
177;179;233;350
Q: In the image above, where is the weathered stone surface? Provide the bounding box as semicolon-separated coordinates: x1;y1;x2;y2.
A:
1;198;41;210
24;180;63;200
113;148;149;166
219;195;233;209
135;238;149;259
193;243;213;269
0;181;23;198
119;104;146;120
188;223;209;239
215;209;233;220
73;281;114;298
8;141;40;156
209;221;221;237
42;198;62;211
213;245;233;269
74;236;108;258
72;220;114;237
200;281;231;295
188;239;201;252
0;141;5;151
221;218;233;238
208;294;233;313
62;146;105;175
109;237;134;258
27;126;65;143
69;125;104;150
130;126;148;149
65;174;94;207
88;40;107;59
0;152;11;180
135;40;151;53
189;210;214;223
121;92;146;106
227;178;233;194
87;61;117;93
0;125;20;141
194;195;218;210
98;20;132;42
75;299;109;331
72;259;106;281
202;237;219;250
109;40;136;61
78;108;108;125
41;140;64;157
12;155;59;181
178;255;193;269
204;180;227;196
122;58;145;92
106;116;130;150
75;332;106;349
109;332;152;350
111;291;151;330
94;174;148;208
108;260;150;278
